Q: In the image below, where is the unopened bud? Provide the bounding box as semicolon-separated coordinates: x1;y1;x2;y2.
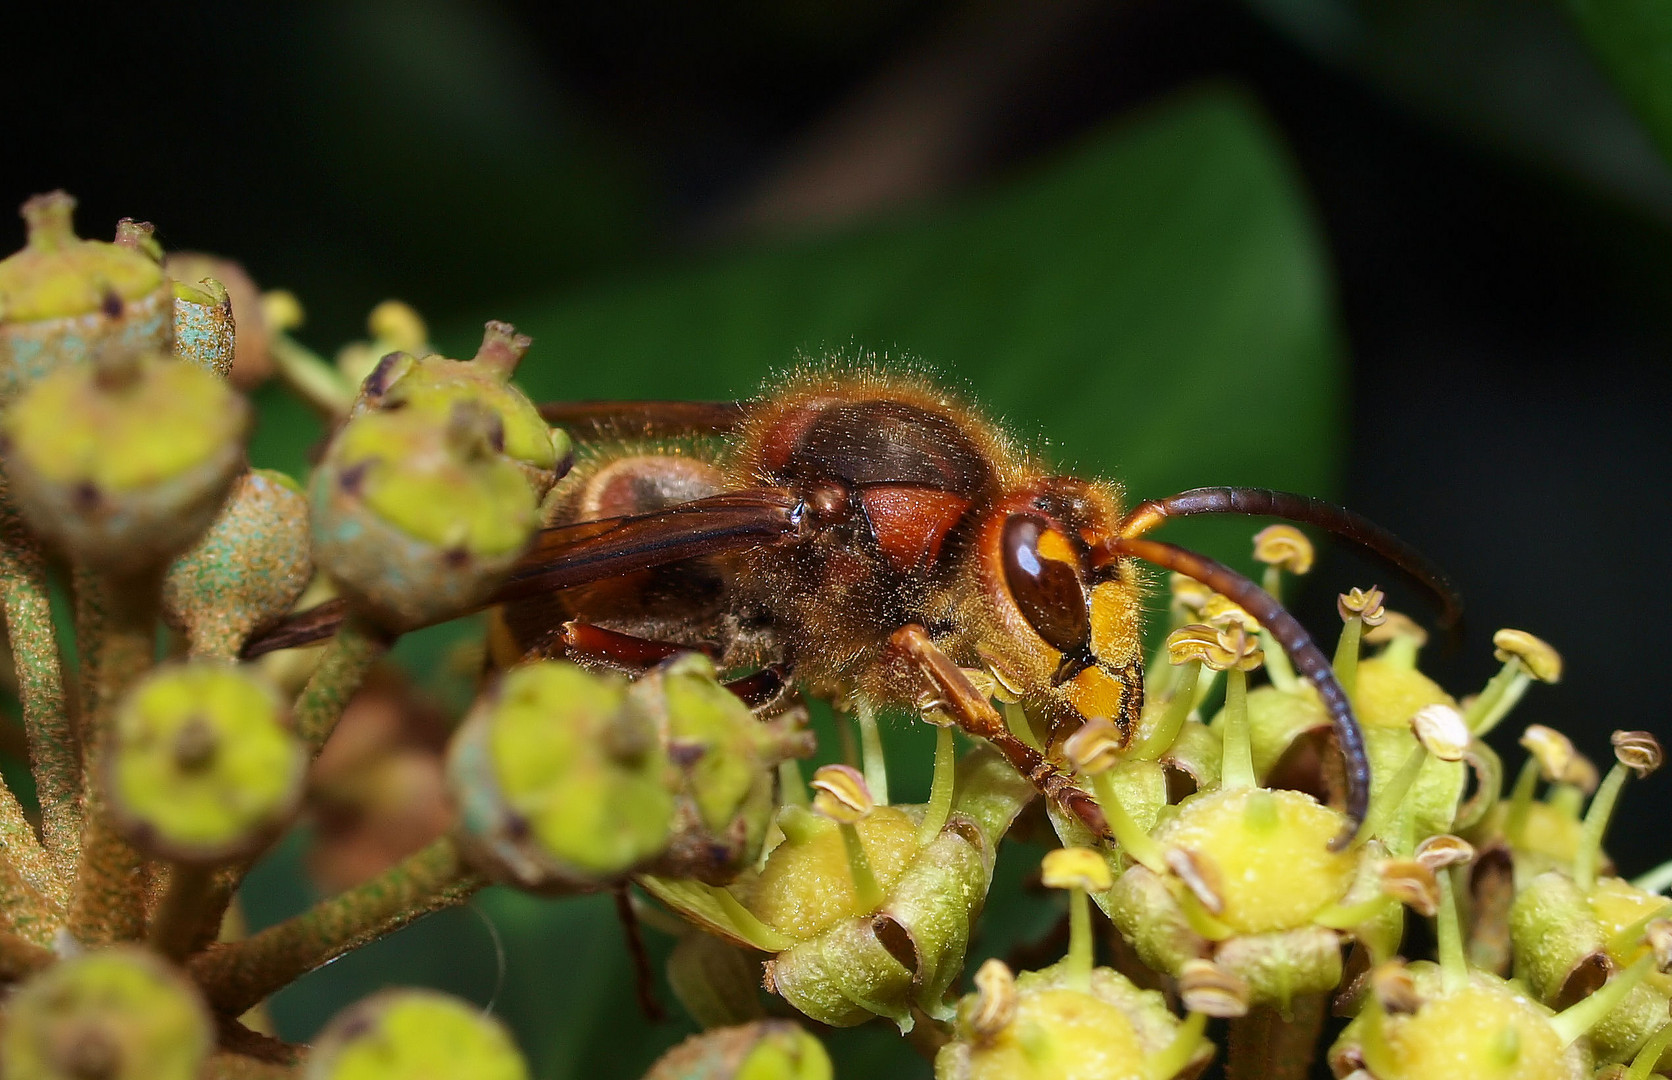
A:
1253;524;1314;575
1612;731;1663;777
809;765;874;824
1338;587;1387;626
1411;704;1470;762
1492;629;1562;683
1178;959;1251;1018
1042;847;1113;893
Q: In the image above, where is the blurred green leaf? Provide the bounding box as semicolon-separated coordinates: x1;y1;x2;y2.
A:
252;84;1342;1079
1567;0;1672;165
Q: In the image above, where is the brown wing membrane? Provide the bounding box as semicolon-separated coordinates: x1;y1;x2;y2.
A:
1117;486;1463;630
537;400;746;439
1104;535;1369;849
240;489;807;659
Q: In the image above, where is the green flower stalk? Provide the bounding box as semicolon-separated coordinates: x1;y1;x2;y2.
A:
304;989;529;1080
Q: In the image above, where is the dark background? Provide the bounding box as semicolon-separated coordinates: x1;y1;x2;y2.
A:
5;1;1671;1074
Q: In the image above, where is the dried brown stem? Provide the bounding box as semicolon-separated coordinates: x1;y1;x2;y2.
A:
1226;994;1326;1080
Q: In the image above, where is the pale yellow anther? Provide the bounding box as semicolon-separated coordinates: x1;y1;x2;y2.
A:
1379;858;1441;917
1411;703;1470;762
809;764;874;824
1169;574;1214;613
1612;730;1663;777
1647;919;1672;972
366;299;428;352
1414;834;1474;872
1166;847;1225;916
1363;610;1429;648
967;959;1018;1041
1370;961;1422;1015
1492;629;1562;683
1164;624;1262;673
1202;595;1261;634
1253;524;1315;575
1064;715;1123;776
1166;624;1223;667
1178;959;1252;1018
1520;724;1578;783
1042;847;1113;894
262;289;304;332
1337;586;1387;626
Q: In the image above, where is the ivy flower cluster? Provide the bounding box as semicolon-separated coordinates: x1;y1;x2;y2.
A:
0;191;1663;1080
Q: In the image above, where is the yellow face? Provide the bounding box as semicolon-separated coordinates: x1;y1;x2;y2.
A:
979;483;1146;745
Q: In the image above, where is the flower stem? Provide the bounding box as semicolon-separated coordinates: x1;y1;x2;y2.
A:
1131;662;1199;762
838;823;883;912
1463;662;1530;736
1626;1020;1672;1080
1065;885;1092;993
0;494;77;885
855;698;889;807
1144;1010;1207;1080
1436;866;1467;992
1503;756;1540;847
149;862;216;961
294;612;394;752
918;725;956;846
1088;771;1166;872
68;566;164;945
1226;995;1324;1080
1334;616;1364;699
192;836;483;1015
1220;669;1255;790
1576;761;1629;891
1355;743;1428;851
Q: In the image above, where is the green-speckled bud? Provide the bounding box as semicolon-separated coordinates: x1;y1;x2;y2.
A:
351;320;568;499
170;276;234;378
448;660;675;892
1510;872;1672;1069
0;348;248;572
0;947;212;1080
0;193;173;402
633;653;812;884
935;960;1211;1080
306;989;528;1080
645;1021;831;1080
107;661;304;863
310;402;538;631
1330;963;1591;1080
162;469;311;658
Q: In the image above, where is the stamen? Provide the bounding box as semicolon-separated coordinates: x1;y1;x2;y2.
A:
1465;629;1561;736
1042;848;1112;992
1577;732;1664;890
810;765;884;912
1066;717;1167;872
1334;587;1386;699
918;722;957;846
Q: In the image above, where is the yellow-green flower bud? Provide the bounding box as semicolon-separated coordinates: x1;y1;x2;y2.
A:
0;193;172;401
107;662;304;863
631;653;812;884
351;320;566;499
644;1021;832;1080
448;660;675;892
310;401;539;630
161;469;312;659
306;989;528;1080
0;947;212;1080
0;348;248;571
936;960;1212;1080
